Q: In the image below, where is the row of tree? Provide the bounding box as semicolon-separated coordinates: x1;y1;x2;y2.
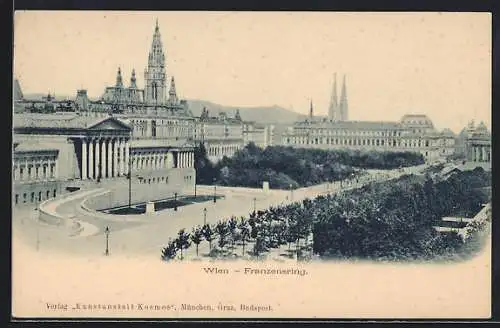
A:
162;167;490;262
194;143;425;189
312;167;491;260
161;203;314;261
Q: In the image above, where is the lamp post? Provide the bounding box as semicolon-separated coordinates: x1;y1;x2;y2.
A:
289;184;293;202
128;148;132;209
194;176;197;198
97;163;102;183
104;226;110;256
35;198;40;251
203;207;207;225
253;197;257;214
174;192;178;211
213;178;217;203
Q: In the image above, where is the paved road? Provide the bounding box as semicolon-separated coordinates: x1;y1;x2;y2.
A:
12;165;427;259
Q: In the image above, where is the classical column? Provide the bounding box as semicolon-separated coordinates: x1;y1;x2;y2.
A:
95;139;100;179
101;138;106;178
113;138;119;177
81;138;88;180
124;140;130;173
89;139;94;179
119;138;124;176
105;138;111;177
482;146;486;162
160;154;164;169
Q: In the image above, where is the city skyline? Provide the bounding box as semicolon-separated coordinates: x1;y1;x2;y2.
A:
14;11;491;133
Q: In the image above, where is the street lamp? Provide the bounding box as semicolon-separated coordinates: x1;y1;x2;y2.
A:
97;163;102;183
128;147;132;208
194;175;197;198
104;226;110;256
35;198;40;251
213;178;217;203
253;197;257;214
289;184;293;202
203;207;207;225
174;192;178;211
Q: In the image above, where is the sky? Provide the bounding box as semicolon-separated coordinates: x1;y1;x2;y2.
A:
14;11;491;133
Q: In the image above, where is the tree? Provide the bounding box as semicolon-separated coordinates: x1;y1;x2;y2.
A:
227;216;238;250
201;224;215;251
238;217;250;256
161;241;177;261
253;234;267;257
175;229;191;260
215;221;229;251
190;226;203;257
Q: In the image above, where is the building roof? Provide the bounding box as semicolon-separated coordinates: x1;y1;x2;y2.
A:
295;120;402;130
440;128;456;137
13;113;131;130
440;165;462;177
13;142;59;153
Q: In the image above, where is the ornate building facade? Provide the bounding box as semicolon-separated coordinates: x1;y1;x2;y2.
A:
282;105;457;163
12;21;199;209
193;108;245;162
455;120;491;164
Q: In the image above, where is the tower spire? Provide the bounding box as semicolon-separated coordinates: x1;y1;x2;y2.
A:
329;73;338;121
168;76;178;104
116;66;123;88
309;98;314;118
130;68;137;88
145;20;167;105
339;74;348;121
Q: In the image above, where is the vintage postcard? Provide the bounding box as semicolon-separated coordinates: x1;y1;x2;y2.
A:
12;11;491;320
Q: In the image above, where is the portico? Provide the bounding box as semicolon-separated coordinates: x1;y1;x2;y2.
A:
76;118;132;180
467;142;491;163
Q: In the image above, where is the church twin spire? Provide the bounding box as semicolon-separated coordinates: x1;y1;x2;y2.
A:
328;73;348;121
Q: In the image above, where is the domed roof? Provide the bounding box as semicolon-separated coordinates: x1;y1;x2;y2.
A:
477;121;488;131
441;128;455;137
400;114;434;127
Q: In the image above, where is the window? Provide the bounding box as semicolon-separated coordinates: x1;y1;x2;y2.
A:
23;193;27;203
35;167;39;178
46;190;50;199
20;168;24;179
28;167;32;178
31;192;35;203
38;191;42;201
15;194;18;205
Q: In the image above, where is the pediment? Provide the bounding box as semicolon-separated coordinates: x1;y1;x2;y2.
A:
87;118;131;131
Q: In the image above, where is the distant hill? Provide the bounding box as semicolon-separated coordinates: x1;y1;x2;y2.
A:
186;99;306;124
